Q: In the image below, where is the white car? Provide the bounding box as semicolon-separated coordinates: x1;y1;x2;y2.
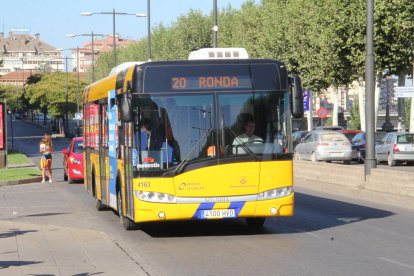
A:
375;132;414;166
294;130;352;164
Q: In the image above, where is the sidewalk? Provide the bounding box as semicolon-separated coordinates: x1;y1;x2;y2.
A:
0;220;147;276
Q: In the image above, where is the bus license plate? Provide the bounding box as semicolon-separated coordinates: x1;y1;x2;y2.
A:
201;209;236;219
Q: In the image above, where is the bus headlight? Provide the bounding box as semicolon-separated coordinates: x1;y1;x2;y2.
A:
134;191;176;203
257;186;292;201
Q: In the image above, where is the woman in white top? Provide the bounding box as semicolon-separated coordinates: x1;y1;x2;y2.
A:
39;133;53;183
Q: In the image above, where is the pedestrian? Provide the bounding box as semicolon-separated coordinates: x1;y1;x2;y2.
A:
39;133;53;183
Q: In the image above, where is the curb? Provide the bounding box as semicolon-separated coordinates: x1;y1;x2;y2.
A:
0;176;43;186
1;160;42;186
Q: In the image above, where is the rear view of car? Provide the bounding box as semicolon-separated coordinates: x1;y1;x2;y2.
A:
351;132;387;163
62;137;84;183
295;130;352;164
375;132;414;166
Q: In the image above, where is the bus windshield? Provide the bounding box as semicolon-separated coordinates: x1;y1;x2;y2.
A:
132;90;288;175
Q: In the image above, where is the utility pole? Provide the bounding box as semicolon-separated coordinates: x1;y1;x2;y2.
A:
213;0;217;48
364;0;376;178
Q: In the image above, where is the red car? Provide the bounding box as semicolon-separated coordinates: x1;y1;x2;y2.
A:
62;137;84;183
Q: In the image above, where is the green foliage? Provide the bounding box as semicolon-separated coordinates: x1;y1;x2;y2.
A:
14;0;412;126
24;72;88;118
348;95;361;130
0;167;41;181
0;84;20;111
7;150;31;165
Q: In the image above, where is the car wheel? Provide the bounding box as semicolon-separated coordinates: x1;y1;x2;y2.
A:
387;153;396;167
117;190;140;230
311;152;318;162
63;172;68;181
357;151;364;164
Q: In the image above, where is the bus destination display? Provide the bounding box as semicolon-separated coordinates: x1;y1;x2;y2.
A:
171;75;252;90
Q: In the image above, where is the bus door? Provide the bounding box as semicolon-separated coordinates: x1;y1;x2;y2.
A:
123;121;134;217
107;90;118;209
99;101;108;206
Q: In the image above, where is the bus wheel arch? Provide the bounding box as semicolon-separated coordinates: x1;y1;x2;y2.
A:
92;165;106;211
116;174;139;230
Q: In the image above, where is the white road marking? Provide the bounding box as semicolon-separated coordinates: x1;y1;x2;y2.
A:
380;257;414;270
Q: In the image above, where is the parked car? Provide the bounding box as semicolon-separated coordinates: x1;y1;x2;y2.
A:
375;132;414;166
294;130;352;164
339;129;362;142
314;126;344;131
62;137;84;183
292;130;309;149
351;132;387;163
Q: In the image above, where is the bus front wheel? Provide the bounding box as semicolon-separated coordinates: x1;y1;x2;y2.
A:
117;190;140;230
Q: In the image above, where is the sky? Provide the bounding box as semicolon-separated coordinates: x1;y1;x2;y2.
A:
1;0;251;57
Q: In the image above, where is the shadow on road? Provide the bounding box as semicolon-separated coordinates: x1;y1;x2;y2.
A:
270;192;396;234
0;229;38;239
0;261;42;269
138;192;395;238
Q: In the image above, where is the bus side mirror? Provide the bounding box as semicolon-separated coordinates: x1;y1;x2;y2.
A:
120;92;133;122
290;76;304;118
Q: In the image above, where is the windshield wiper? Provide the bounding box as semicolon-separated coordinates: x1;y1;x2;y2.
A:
165;127;214;176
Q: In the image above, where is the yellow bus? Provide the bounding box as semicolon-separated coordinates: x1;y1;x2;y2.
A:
83;52;304;230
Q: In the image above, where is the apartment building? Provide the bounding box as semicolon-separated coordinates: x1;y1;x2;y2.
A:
71;35;135;72
0;31;64;77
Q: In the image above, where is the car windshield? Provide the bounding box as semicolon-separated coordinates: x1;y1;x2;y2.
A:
321;133;347;142
73;141;83;153
397;134;414;144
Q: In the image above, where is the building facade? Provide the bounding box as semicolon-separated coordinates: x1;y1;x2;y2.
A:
71;35;135;72
0;32;64;77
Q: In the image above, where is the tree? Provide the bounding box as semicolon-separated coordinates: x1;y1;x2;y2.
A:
0;84;20;111
348;95;361;130
24;72;88;118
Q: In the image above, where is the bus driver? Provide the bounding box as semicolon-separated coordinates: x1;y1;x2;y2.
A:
233;113;263;146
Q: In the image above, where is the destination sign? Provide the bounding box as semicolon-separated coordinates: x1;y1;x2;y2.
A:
171;76;252;90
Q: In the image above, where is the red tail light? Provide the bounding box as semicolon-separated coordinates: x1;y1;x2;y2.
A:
317;143;329;146
393;144;399;153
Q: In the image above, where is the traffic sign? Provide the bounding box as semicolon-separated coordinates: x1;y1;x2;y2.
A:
303;90;310;111
395;86;414;98
316;107;329;119
74;112;83;120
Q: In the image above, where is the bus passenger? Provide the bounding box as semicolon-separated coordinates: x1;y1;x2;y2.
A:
139;118;165;151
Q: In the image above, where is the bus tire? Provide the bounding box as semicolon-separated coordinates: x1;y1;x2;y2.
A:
117;190;139;230
246;217;266;227
95;199;106;211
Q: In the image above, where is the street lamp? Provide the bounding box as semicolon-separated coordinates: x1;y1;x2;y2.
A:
81;9;146;66
66;32;104;82
63;56;73;137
